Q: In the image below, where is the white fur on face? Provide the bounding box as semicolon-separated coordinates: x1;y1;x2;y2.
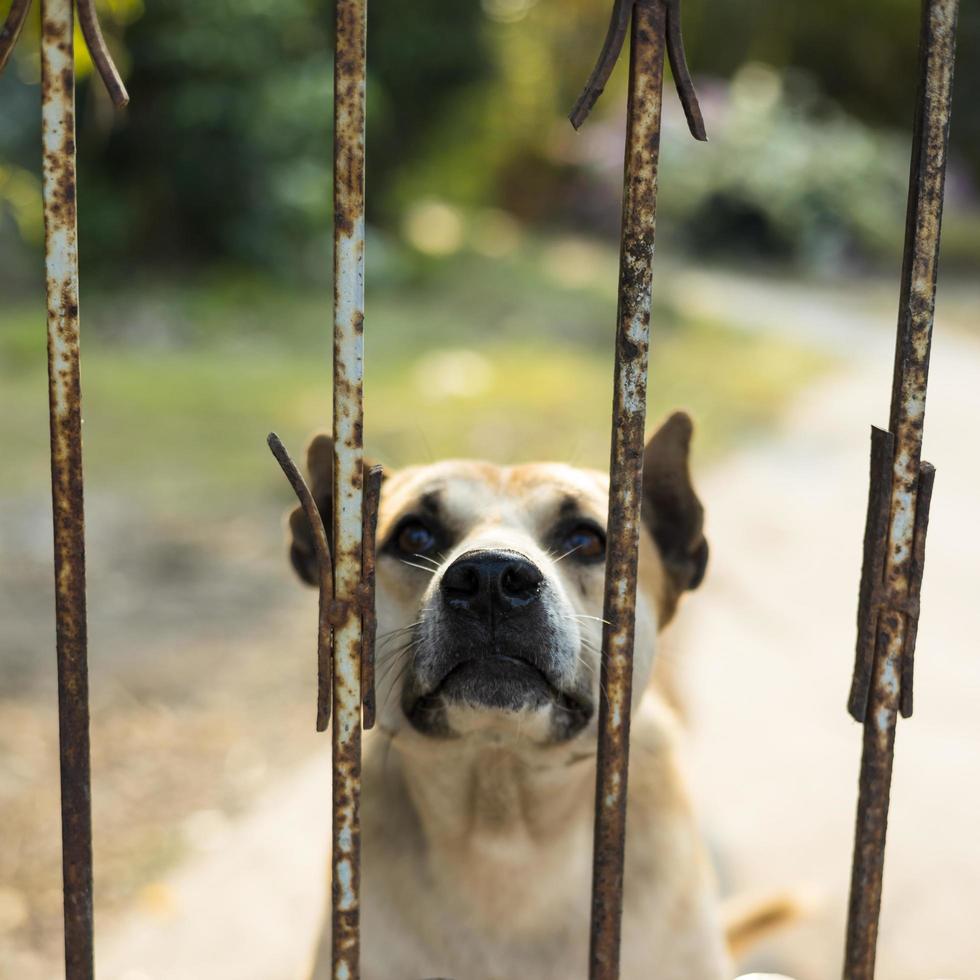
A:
371;462;662;744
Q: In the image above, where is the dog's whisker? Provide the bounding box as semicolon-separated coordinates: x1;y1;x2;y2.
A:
572;614;610;625
376;622;422;649
376;631;417;653
553;544;584;564
573;648;609;702
375;639;416;670
379;656;416;716
375;646;414;673
377;621;422;639
399;559;437;575
411;553;442;569
376;642;419;686
374;636;412;665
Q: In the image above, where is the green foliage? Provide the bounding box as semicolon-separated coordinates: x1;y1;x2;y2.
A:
1;0;492;275
372;0;977;270
0;0;977;277
660;65;910;266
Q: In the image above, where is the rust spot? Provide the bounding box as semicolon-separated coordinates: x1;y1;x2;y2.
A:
844;2;957;977
584;2;673;977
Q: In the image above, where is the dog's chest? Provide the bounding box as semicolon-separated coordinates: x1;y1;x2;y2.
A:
354;792;727;980
357;874;727;980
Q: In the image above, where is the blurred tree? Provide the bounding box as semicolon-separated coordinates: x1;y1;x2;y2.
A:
681;0;978;178
1;0;492;276
79;0;491;274
0;0;976;278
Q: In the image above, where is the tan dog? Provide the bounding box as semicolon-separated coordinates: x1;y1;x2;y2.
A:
288;412;729;980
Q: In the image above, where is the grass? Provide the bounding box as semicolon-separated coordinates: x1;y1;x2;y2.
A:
0;236;830;516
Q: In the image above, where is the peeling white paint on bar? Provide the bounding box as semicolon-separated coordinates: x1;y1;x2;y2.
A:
331;2;368;977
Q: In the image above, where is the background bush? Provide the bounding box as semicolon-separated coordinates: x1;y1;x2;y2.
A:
0;0;977;280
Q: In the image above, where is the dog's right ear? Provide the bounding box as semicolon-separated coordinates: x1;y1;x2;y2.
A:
641;412;708;602
288;434;335;586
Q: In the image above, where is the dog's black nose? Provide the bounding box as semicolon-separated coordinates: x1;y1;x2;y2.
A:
441;549;543;616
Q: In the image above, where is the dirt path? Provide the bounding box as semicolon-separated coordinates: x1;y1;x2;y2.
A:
677;280;980;978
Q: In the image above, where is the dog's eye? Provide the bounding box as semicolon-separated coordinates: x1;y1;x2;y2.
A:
560;522;606;563
395;519;437;556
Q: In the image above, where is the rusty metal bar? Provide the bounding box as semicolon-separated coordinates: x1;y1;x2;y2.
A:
40;3;93;974
1;3;128;975
571;1;705;976
843;0;958;976
589;6;665;972
266;1;372;973
331;0;368;974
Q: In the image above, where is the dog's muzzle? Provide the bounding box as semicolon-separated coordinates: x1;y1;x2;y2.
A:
402;549;593;740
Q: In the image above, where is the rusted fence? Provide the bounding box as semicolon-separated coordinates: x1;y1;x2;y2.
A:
568;1;705;976
1;1;126;977
844;0;959;977
0;0;961;976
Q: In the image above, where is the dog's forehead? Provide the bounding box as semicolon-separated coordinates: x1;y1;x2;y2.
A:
381;460;609;529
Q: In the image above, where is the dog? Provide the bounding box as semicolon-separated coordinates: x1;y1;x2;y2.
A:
287;412;731;980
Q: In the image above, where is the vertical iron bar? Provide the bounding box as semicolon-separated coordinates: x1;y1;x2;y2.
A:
589;2;665;977
40;0;94;976
331;0;367;975
843;0;958;976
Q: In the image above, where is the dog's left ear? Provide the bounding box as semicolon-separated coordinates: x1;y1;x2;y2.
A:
641;411;708;595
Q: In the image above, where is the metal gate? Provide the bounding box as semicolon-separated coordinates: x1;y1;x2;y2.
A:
0;0;961;977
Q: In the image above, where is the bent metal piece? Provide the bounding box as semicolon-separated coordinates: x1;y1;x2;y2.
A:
267;433;381;735
0;1;128;976
0;0;31;74
1;0;129;104
569;0;705;139
844;0;958;977
268;433;336;730
570;0;706;977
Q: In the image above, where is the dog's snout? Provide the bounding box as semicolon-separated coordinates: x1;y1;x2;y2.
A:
441;549;543;616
